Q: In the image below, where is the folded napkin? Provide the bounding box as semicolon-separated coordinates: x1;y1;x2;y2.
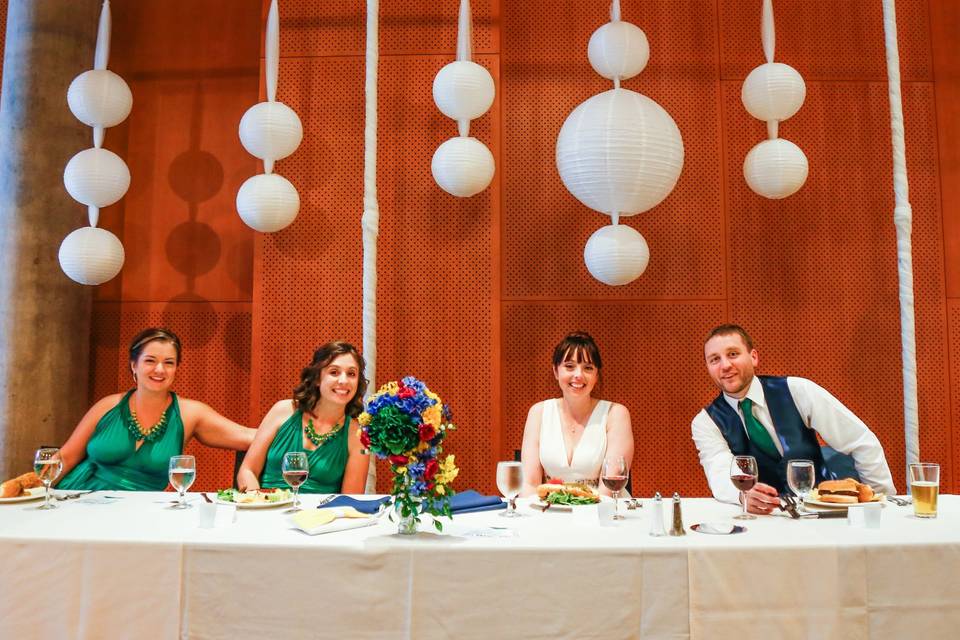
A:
448;490;506;514
292;506;378;535
318;495;391;514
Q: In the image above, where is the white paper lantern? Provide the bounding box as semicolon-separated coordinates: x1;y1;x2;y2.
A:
63;147;130;207
743;138;808;199
58;226;125;285
432;61;495;122
431;136;495;197
67;69;133;128
587;21;649;81
236;173;300;232
238;101;303;162
741;62;806;122
556;89;683;216
583;223;649;285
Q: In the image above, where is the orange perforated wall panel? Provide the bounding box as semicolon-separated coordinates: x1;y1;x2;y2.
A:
83;0;959;496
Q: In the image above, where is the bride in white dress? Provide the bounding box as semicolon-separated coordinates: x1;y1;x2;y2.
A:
519;332;634;497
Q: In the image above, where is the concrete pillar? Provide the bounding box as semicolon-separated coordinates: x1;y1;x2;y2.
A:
0;0;100;476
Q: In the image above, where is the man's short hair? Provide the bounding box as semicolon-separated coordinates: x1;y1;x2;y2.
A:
705;324;754;351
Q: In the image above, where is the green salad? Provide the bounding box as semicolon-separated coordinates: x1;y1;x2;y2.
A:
544;492;598;506
215;488;291;503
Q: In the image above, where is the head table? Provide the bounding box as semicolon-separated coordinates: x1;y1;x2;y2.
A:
0;491;957;640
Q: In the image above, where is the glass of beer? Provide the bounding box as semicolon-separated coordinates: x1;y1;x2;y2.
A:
909;463;939;518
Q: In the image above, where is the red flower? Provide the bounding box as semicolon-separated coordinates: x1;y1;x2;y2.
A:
424;458;439;481
389;454;408;466
398;386;415;399
425;482;435;492
360;431;371;448
418;423;436;443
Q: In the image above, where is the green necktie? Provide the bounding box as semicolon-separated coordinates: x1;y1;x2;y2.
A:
739;398;781;459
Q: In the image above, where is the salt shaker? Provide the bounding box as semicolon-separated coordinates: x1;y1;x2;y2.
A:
649;492;666;537
669;492;686;536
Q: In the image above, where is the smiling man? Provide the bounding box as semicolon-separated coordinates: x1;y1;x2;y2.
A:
691;324;896;514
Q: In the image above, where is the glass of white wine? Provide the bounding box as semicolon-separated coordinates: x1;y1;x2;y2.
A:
168;455;196;509
496;461;524;517
34;447;63;510
282;451;309;512
786;459;815;506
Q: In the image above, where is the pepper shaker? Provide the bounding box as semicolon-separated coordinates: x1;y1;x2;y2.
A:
669;492;686;536
649;492;666;537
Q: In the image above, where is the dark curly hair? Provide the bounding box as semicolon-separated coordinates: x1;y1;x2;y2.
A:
292;341;367;418
129;327;182;365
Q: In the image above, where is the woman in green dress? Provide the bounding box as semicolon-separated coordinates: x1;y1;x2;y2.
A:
237;341;370;494
48;328;256;491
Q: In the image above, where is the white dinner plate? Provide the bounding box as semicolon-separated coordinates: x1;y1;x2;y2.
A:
216;490;294;509
804;492;886;509
0;487;46;503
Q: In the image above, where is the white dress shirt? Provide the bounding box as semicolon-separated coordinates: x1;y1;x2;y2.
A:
691;376;897;504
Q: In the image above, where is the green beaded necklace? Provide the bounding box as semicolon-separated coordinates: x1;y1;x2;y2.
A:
125;396;171;444
303;415;344;448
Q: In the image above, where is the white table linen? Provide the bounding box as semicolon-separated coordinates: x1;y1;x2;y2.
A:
1;493;958;639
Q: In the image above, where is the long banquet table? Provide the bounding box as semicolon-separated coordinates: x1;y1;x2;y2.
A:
1;491;958;640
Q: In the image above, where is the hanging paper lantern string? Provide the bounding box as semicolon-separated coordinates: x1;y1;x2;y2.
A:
741;0;808;199
557;0;684;286
236;0;303;232
431;0;495;198
59;0;128;286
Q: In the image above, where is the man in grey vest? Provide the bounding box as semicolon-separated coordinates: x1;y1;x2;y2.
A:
691;324;896;515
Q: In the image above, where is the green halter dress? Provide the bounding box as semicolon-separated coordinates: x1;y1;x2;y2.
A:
58;390;184;491
260;410;350;493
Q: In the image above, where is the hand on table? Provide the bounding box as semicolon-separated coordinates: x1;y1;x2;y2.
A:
743;482;780;515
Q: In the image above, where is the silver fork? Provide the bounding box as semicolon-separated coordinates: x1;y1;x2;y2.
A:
887;495;912;506
55;491;93;501
316;495;338;507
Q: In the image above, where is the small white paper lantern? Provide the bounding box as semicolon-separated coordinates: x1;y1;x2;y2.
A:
236;173;300;233
432;60;495;121
431;136;495;197
743;138;808;199
63;147;131;207
557;88;683;216
67;69;133;128
238;101;303;162
741;62;806;122
583;223;649;286
58;226;125;285
587;21;650;81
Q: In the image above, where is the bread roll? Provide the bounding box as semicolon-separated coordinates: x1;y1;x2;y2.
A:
15;472;41;490
0;479;23;498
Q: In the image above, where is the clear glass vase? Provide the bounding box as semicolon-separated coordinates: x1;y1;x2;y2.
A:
397;511;418;535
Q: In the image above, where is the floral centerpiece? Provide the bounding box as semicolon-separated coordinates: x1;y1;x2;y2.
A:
358;376;459;533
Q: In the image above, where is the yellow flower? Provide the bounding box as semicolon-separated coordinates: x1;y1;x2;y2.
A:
435;485;446;496
436;455;459;485
379;381;399;395
417;441;430;452
357;413;371;426
422;404;442;428
396;466;407;475
425;389;441;403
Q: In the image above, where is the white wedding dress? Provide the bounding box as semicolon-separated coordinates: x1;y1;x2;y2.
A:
539;398;611;484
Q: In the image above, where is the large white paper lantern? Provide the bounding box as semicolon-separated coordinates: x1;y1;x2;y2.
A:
557;88;683;216
63;147;130;207
433;60;495;121
741;62;805;122
58;226;125;286
236;173;300;233
743;138;808;199
67;69;133;128
583;223;649;286
587;21;649;81
238;101;303;162
431;136;495;197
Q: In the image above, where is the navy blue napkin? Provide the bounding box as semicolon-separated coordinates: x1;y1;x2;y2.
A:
448;490;506;514
318;495;390;514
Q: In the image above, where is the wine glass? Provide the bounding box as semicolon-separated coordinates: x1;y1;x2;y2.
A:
601;456;628;521
495;461;523;517
730;455;758;520
34;447;63;510
282;452;309;512
786;459;815;506
168;455;196;509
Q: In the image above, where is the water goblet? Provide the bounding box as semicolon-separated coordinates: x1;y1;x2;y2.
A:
496;461;523;517
730;455;758;520
601;456;628;521
282;452;310;512
168;455;196;509
786;459;815;506
34;447;63;510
